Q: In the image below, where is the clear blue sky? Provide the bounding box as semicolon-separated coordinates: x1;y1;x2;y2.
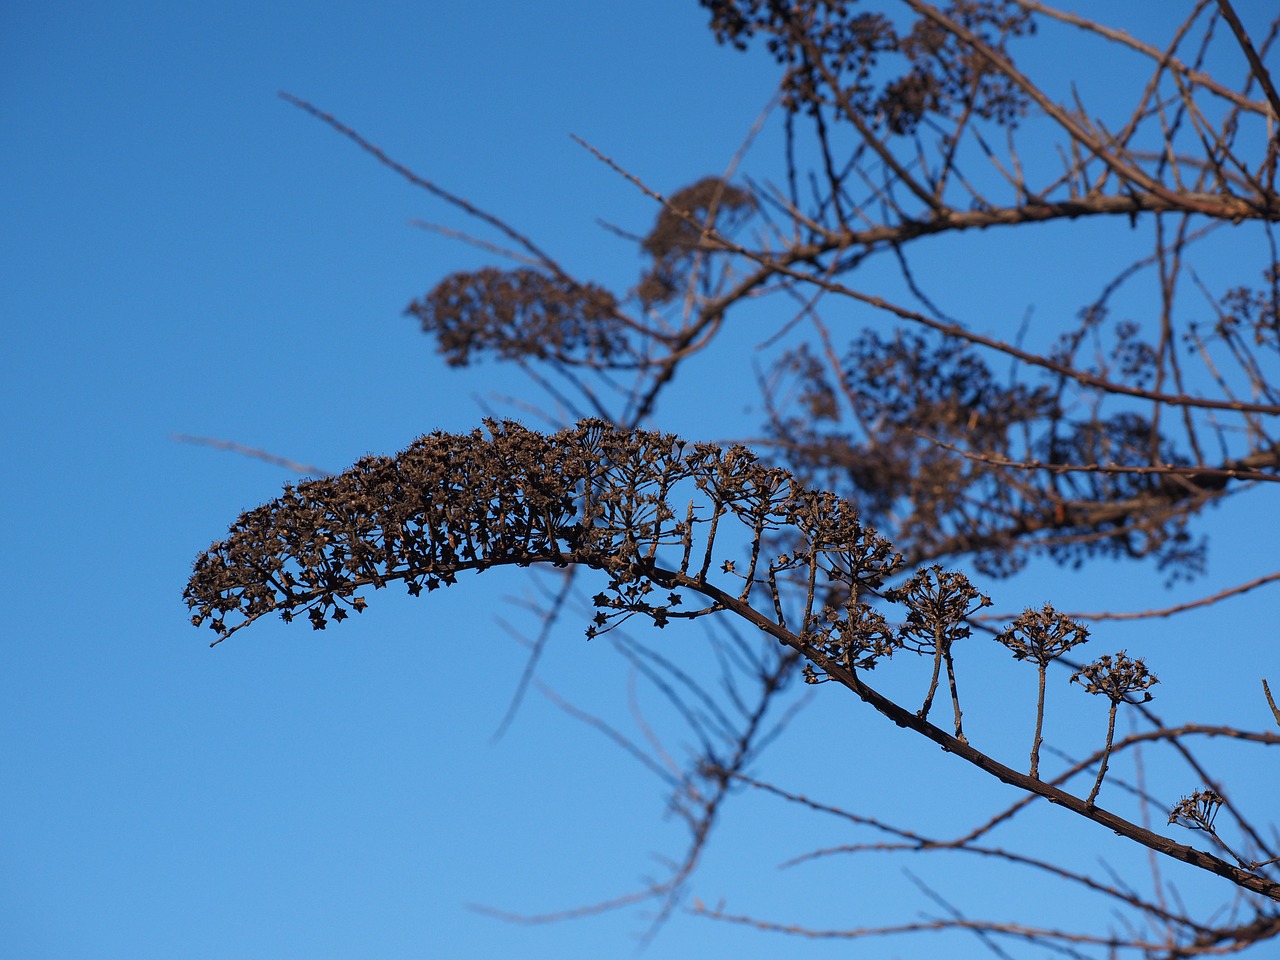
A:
3;3;1276;958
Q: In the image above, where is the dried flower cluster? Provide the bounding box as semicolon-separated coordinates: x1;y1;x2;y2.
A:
188;419;1150;797
185;420;902;644
405;268;627;367
997;603;1089;777
636;177;754;308
800;601;897;678
1070;651;1159;704
997;603;1090;666
1169;789;1225;833
1071;651;1160;804
772;328;1205;579
884;565;989;738
700;0;1031;127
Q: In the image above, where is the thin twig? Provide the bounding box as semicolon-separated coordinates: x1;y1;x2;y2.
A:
172;434;330;477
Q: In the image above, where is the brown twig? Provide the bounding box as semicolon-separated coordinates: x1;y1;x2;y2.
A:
171;433;330;477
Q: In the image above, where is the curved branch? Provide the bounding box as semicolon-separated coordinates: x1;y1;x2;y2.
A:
186;420;1280;902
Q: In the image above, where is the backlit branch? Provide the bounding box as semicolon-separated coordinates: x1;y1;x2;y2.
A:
186;420;1280;903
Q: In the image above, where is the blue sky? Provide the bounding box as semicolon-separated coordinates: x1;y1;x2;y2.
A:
3;2;1277;958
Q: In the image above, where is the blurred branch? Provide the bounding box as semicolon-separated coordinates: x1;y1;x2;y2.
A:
172;433;330;477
